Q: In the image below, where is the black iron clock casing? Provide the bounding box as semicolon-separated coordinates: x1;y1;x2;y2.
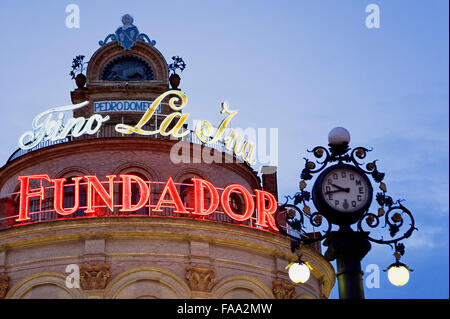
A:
312;163;373;225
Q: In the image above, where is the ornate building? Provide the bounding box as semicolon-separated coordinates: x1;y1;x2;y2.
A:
0;15;335;299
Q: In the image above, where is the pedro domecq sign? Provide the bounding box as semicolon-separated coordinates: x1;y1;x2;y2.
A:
93;100;161;113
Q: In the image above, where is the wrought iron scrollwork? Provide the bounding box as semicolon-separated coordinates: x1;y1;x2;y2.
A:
275;203;332;247
276;142;417;256
358;198;417;245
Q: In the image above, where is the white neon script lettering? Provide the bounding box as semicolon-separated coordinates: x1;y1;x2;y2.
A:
18;91;257;164
115;90;189;138
194;102;256;165
19;101;110;150
115;91;256;164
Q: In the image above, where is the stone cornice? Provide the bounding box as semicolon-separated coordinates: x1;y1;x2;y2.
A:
0;217;336;296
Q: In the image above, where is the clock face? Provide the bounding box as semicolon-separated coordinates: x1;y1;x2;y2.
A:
320;166;371;213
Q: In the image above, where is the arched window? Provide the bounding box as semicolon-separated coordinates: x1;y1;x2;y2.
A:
229;192;245;216
101;55;154;81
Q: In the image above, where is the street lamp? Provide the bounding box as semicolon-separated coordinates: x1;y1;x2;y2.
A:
287;259;311;284
275;128;417;299
386;259;412;287
328;127;351;146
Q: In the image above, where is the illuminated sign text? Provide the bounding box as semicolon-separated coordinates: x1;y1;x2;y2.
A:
93;100;161;113
19;91;256;164
15;174;279;232
19;102;110;150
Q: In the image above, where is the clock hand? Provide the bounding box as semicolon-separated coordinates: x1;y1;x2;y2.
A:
331;184;350;193
325;189;349;195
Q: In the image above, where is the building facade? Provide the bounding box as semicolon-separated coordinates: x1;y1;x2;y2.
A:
0;16;335;299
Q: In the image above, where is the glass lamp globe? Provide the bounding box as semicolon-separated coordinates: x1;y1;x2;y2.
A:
328;127;351;146
387;265;410;286
288;262;311;284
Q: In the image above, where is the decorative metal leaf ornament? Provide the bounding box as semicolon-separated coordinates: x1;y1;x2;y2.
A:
303;205;311;215
299;180;307;190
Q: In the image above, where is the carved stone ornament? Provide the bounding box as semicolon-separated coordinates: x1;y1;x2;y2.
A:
185;266;216;292
272;280;297;299
0;274;9;299
80;264;111;290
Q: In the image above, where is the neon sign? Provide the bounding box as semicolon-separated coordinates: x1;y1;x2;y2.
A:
19;101;110;150
115;91;256;164
115;90;190;138
15;174;279;232
18;91;256;164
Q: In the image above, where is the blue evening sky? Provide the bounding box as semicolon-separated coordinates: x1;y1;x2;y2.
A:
0;1;448;299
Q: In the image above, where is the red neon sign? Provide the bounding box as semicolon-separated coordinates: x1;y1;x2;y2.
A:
15;174;279;232
53;176;84;216
17;175;51;222
120;175;149;213
221;184;255;222
153;177;189;214
192;178;219;216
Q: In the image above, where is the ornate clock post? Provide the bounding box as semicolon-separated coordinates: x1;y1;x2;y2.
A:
275;127;417;299
323;228;371;299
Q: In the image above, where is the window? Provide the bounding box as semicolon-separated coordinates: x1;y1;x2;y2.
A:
229;192;245;216
101;55;154;81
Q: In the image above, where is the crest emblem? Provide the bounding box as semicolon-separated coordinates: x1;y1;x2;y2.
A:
99;14;156;50
115;14;139;50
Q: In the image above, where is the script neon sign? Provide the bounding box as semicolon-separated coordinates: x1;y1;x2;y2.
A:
19;91;256;164
18;101;110;150
15;174;279;232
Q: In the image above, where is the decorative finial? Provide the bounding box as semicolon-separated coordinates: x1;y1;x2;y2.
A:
328;127;351;146
122;13;134;26
328;127;351;156
99;14;156;50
